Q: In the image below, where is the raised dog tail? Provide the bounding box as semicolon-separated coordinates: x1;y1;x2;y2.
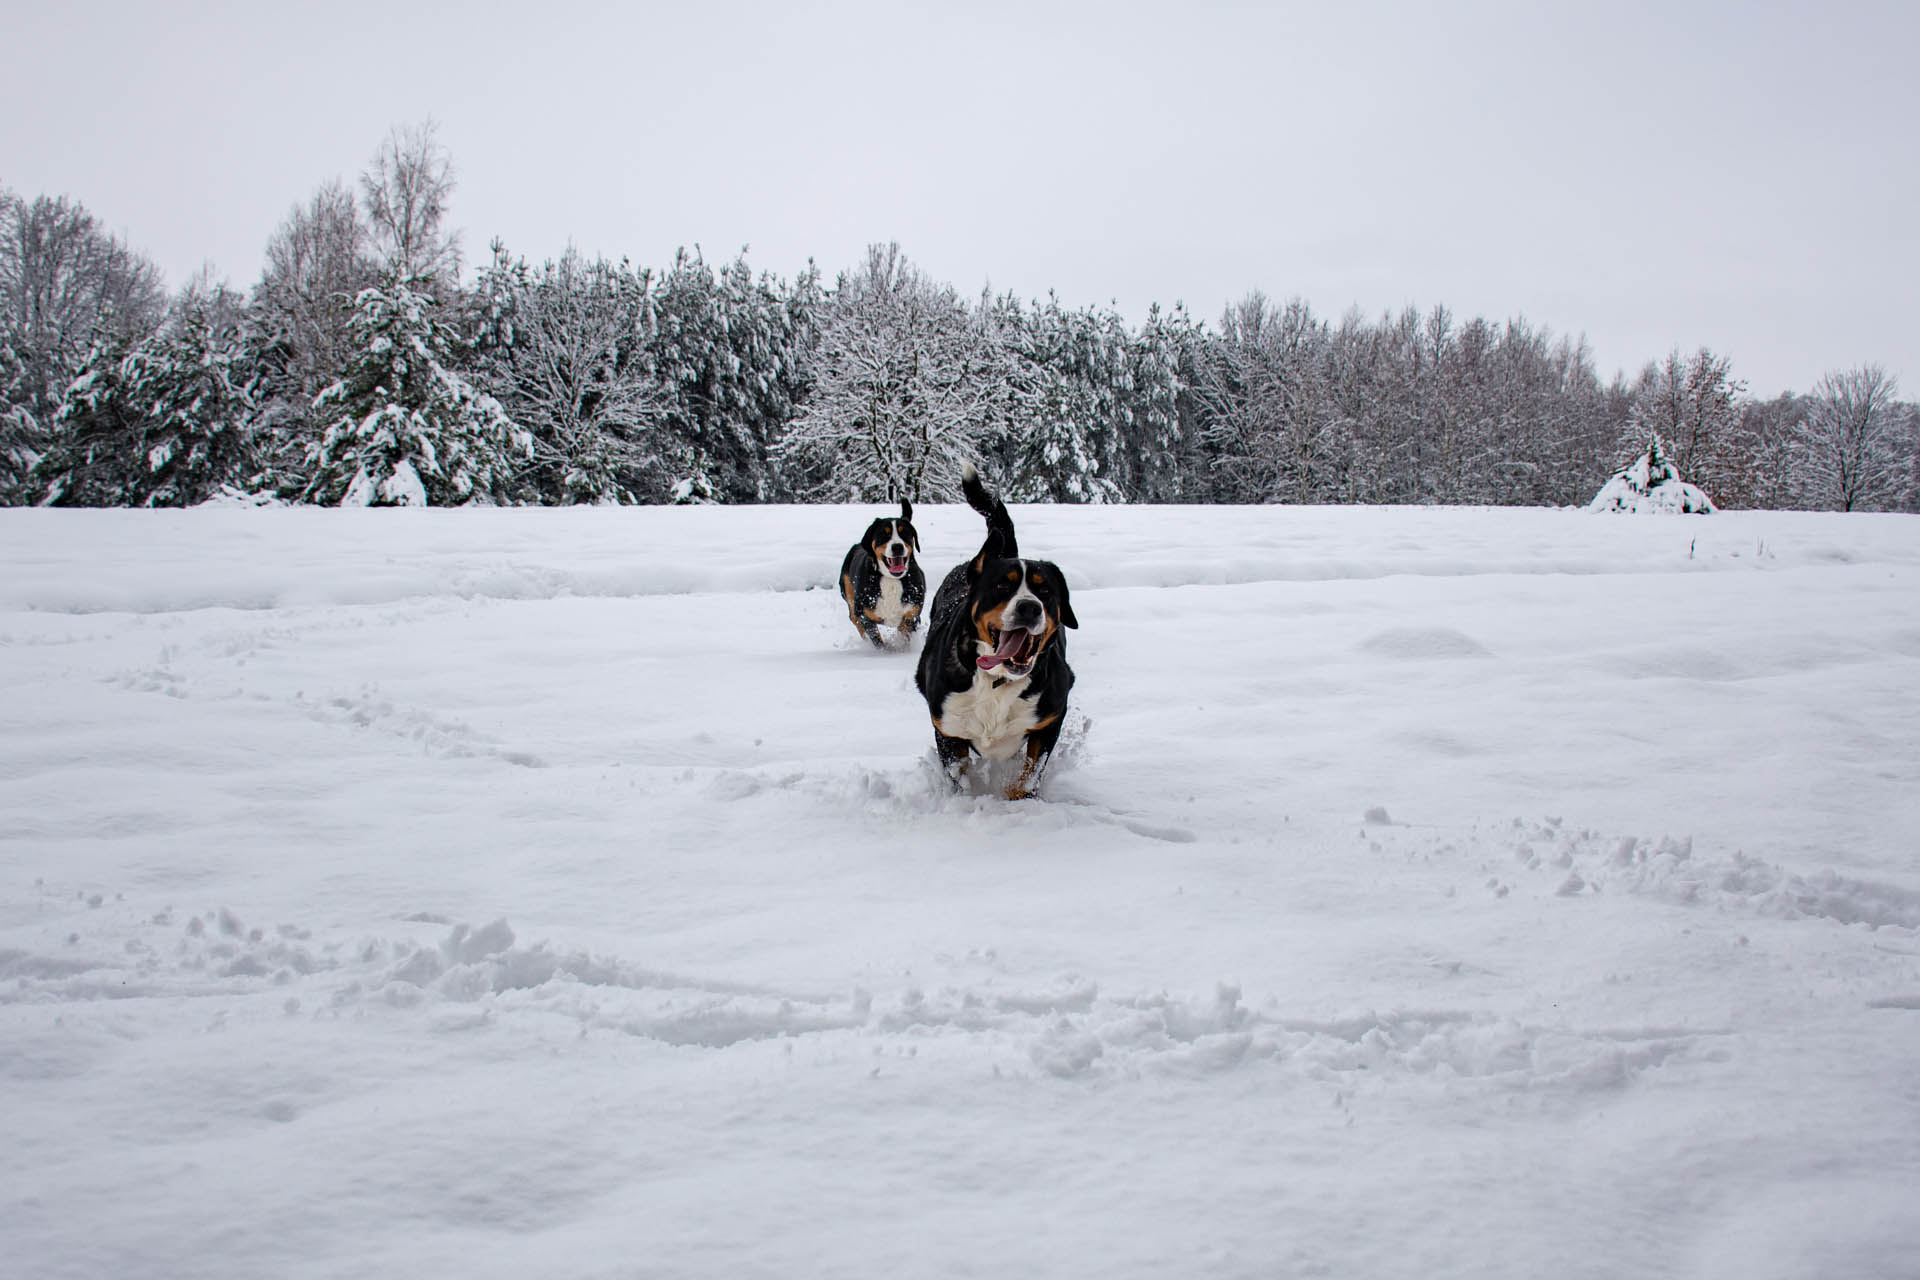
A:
962;462;1018;561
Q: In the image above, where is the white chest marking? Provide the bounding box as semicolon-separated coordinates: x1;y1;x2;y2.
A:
874;572;907;628
938;669;1038;760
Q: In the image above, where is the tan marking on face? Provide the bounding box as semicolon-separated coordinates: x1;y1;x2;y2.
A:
973;598;1011;650
1034;611;1057;653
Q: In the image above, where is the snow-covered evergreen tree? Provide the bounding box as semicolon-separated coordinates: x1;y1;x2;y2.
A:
32;286;259;506
1124;302;1191;502
31;323;141;506
0;336;36;501
304;272;529;506
650;249;816;502
125;284;259;505
1587;431;1715;513
995;293;1125;503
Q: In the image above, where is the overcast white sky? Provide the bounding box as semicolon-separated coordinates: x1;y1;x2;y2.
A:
3;0;1913;397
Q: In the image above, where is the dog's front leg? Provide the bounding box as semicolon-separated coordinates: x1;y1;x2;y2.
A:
1005;716;1063;800
933;729;974;788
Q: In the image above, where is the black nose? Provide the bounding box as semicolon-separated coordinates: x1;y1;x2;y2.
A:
1009;598;1042;627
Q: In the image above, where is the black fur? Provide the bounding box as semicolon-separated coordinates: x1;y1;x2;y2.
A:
915;468;1077;798
838;500;926;648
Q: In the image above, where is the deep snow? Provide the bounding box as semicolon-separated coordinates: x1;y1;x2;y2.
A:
2;502;1918;1279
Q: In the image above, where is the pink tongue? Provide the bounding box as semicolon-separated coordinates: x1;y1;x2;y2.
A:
977;632;1029;670
887;558;906;572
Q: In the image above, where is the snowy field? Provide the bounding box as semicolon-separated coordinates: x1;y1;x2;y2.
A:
3;501;1919;1280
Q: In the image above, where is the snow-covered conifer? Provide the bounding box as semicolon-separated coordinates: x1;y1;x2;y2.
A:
995;293;1125;503
125;284;259;505
33;286;260;506
305;272;530;506
0;336;37;501
1587;431;1715;513
1126;302;1192;503
650;249;816;502
32;323;144;505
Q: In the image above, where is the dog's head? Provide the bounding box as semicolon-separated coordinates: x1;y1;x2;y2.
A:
968;557;1077;679
861;500;919;578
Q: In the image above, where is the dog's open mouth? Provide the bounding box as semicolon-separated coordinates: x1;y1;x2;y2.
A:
884;555;909;575
978;627;1040;675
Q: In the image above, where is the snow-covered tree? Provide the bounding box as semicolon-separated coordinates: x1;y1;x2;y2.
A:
774;243;994;503
32;284;259;506
1196;294;1354;504
1588;431;1715;513
304;272;529;506
0;335;35;501
991;292;1127;504
1793;365;1904;512
125;284;259;505
472;244;668;504
649;248;817;502
1623;348;1745;501
31;323;141;506
1125;302;1192;502
250;180;373;487
0;188;166;499
1707;391;1803;510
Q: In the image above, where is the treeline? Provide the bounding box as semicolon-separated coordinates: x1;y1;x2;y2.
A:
4;124;1915;512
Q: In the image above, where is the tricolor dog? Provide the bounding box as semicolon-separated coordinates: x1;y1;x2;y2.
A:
839;500;926;649
915;465;1077;799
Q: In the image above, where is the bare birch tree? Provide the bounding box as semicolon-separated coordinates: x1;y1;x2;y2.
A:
0;189;165;495
361;120;460;286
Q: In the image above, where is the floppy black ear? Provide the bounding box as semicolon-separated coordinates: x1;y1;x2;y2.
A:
1056;575;1078;629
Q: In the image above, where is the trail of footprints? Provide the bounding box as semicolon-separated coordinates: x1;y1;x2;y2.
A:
1372;816;1920;931
7;812;1915;1093
6;891;1721;1093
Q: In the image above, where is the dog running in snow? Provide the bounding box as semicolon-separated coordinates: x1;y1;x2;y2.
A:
914;465;1077;799
839;500;926;649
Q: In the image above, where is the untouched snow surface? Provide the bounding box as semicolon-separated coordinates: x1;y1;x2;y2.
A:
4;503;1919;1279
